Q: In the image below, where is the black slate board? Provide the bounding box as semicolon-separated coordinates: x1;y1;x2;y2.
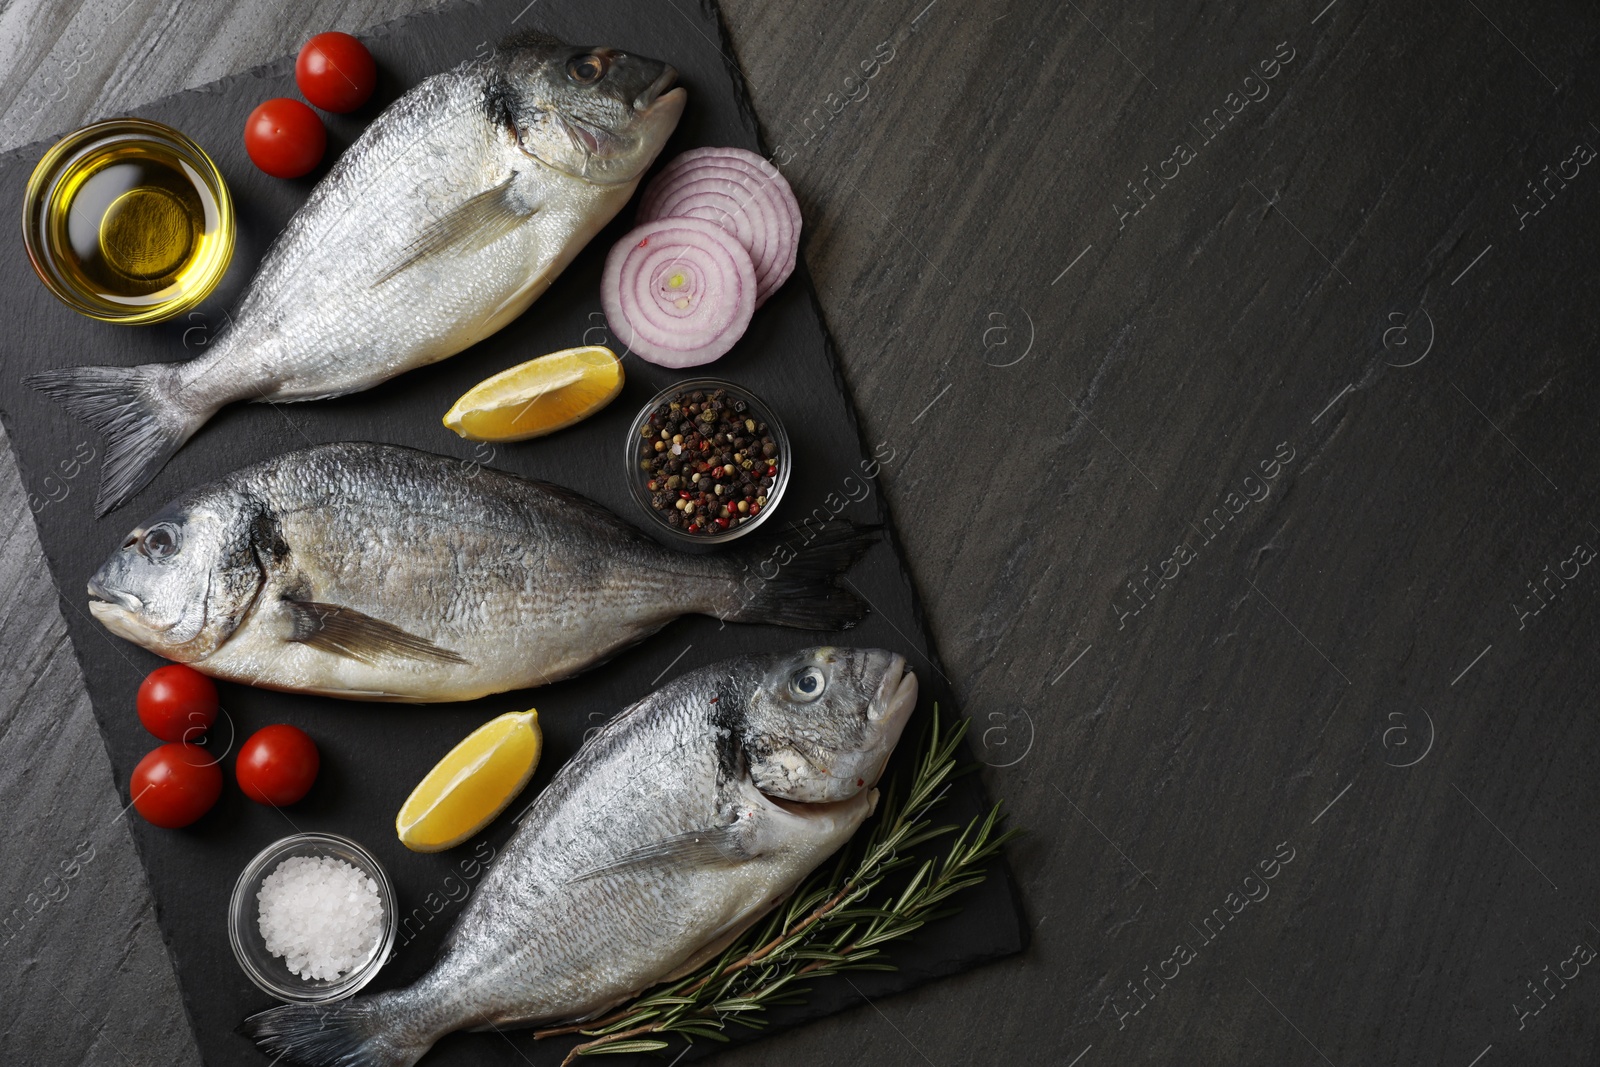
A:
0;0;1023;1063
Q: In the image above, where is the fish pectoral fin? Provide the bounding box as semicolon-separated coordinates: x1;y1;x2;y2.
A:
568;820;754;884
373;175;536;285
283;599;468;665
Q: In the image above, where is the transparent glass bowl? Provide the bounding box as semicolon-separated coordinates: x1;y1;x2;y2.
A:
624;378;791;546
22;117;235;324
228;832;397;1003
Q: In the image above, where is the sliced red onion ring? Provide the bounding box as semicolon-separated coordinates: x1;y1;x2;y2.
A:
638;147;801;307
602;216;757;368
643;175;785;303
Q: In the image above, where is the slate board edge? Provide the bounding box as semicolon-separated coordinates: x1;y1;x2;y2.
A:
0;0;1028;1059
693;0;1032;965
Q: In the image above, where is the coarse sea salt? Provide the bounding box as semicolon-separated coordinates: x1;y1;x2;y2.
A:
257;854;384;982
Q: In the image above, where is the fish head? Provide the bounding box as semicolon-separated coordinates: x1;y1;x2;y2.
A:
88;494;264;662
494;34;687;185
741;648;918;804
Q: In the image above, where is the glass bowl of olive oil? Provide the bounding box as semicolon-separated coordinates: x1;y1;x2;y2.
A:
22;118;234;325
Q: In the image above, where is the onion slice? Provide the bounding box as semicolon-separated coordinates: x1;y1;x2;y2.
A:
638;147;800;307
601;216;757;368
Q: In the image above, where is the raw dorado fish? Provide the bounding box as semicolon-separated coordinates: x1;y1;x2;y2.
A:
29;33;686;515
87;443;873;701
244;647;918;1066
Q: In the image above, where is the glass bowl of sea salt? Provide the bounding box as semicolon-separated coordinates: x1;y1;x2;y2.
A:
229;832;397;1002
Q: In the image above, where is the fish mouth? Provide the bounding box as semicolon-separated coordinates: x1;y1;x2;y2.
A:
863;655;917;788
869;654;916;726
87;578;140;614
634;66;680;110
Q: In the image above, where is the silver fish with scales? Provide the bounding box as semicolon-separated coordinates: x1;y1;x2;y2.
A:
244;647;918;1067
30;34;685;515
87;443;875;701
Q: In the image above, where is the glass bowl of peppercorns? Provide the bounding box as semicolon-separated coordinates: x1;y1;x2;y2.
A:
626;378;791;545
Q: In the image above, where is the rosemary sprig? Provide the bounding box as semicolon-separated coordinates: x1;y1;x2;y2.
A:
535;704;1018;1065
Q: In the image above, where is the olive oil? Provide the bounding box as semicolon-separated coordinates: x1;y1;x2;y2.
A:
24;119;234;324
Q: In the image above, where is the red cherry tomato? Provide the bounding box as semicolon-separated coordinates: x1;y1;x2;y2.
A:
131;743;222;829
236;725;320;807
244;98;326;179
136;664;219;742
296;32;377;113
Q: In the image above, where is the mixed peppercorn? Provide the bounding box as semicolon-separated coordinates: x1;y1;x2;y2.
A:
638;387;780;535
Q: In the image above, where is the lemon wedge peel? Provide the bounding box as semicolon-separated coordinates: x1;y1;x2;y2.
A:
396;709;541;853
442;345;623;442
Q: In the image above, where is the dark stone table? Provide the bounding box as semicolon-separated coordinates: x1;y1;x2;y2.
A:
2;1;1597;1064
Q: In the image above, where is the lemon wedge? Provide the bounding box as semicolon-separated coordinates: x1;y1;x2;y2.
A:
442;345;623;442
397;709;541;853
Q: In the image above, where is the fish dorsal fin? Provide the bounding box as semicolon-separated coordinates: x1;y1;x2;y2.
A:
567;819;754;884
373;175;536;285
283;599;468;665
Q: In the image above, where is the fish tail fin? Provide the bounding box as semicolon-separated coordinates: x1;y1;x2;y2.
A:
716;521;880;629
240;991;437;1067
26;362;211;515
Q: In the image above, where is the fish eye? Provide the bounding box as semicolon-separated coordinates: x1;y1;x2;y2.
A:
141;523;181;560
789;666;826;702
566;54;608;85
